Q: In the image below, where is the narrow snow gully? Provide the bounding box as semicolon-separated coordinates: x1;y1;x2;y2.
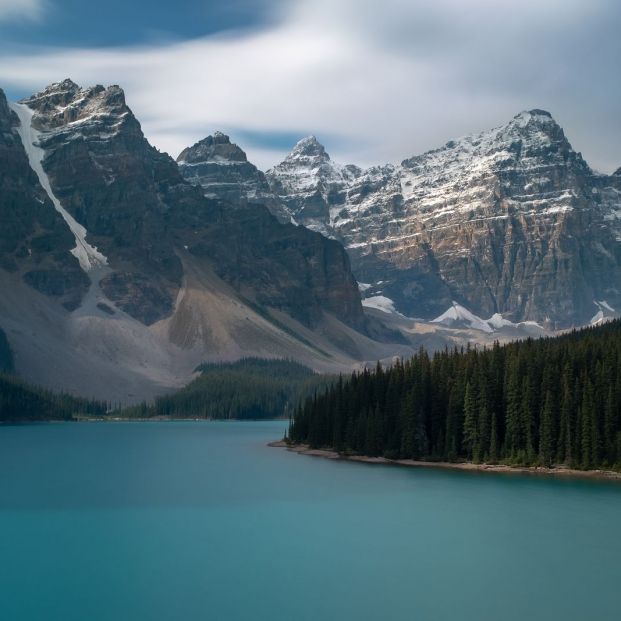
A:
9;101;108;273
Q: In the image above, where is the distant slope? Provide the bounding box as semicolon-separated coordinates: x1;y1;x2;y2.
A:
123;358;336;420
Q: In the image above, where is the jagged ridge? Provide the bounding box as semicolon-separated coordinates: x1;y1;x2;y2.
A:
266;110;621;328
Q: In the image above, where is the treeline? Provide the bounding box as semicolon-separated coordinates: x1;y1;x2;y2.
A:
0;373;108;422
289;320;621;470
123;358;336;420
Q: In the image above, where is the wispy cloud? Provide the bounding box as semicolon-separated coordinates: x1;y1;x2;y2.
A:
0;0;619;172
0;0;43;22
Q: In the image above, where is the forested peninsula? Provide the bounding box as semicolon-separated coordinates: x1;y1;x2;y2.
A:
288;320;621;472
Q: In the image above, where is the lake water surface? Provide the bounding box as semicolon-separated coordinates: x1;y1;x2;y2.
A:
1;421;619;620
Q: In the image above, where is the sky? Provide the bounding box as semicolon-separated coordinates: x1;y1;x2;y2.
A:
0;0;619;173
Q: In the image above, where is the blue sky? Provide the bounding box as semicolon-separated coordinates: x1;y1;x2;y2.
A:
0;0;620;172
0;0;283;48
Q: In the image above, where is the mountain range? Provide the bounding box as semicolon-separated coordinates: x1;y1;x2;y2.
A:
182;111;621;329
1;78;620;402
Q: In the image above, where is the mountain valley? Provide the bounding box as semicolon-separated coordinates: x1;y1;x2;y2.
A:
1;79;620;403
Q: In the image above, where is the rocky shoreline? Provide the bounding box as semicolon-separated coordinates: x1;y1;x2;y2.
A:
268;441;621;482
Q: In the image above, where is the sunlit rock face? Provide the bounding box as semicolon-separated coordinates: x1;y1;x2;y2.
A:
267;111;621;328
266;135;363;237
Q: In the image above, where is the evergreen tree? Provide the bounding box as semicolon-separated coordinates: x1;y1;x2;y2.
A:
539;391;555;467
463;382;478;461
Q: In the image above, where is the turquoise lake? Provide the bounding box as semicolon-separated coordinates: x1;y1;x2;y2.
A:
1;421;620;620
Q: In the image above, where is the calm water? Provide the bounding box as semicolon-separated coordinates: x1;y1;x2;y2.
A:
1;421;620;621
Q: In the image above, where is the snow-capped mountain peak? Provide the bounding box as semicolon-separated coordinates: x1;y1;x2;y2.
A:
266;136;364;235
263;109;621;328
289;135;329;159
20;79;134;147
512;108;554;125
177;131;292;223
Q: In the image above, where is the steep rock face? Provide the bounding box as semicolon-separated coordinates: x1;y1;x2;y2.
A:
172;199;365;330
7;80;365;331
267;112;621;328
177;132;290;223
266;136;361;236
175;131;364;329
21;79;186;324
0;87;88;310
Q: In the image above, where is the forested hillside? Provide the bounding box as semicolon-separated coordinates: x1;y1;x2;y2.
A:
124;358;336;420
0;374;107;422
289;321;621;470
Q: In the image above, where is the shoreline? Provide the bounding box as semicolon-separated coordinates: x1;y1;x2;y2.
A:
269;441;621;482
1;416;289;425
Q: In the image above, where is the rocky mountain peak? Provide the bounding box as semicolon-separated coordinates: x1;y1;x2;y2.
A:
21;79;133;136
401;108;576;175
177;131;294;223
20;79;79;117
265;136;360;236
212;130;230;142
614;167;621;177
513;108;554;124
177;132;248;165
262;108;621;328
289;135;329;159
37;78;80;98
501;108;570;148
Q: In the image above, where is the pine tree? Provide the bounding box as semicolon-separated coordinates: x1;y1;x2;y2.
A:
504;361;522;459
580;380;595;469
463;382;478;461
489;408;499;463
539;390;555;467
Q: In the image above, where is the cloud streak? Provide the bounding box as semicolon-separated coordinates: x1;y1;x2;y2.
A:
0;0;43;21
0;0;619;172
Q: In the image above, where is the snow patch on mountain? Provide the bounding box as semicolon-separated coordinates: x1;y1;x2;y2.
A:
432;302;494;333
362;295;396;314
590;300;617;325
590;310;605;325
10;101;108;273
486;313;515;330
597;300;615;313
432;302;545;334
